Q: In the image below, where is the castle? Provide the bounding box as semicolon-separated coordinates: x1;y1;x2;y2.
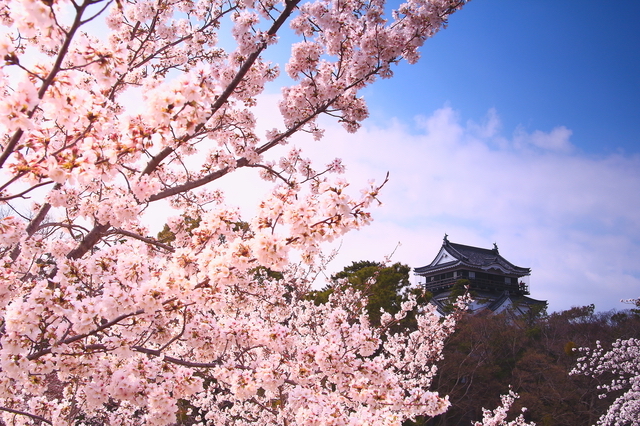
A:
414;235;547;315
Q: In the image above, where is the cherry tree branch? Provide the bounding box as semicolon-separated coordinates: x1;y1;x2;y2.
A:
66;221;111;259
27;309;145;361
0;180;55;202
109;228;175;253
0;406;52;425
0;0;101;169
141;0;301;177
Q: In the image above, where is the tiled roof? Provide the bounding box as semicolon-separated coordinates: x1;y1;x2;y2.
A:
428;290;547;316
448;242;529;274
414;238;530;276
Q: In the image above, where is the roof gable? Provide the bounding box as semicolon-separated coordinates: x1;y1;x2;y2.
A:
432;246;461;266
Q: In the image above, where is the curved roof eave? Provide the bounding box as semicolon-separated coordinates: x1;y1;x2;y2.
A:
414;260;460;274
415;260;530;276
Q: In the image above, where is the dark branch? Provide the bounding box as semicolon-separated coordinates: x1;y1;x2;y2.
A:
0;406;52;425
66;221;111;260
0;0;97;169
141;0;301;177
110;228;175;253
27;309;144;361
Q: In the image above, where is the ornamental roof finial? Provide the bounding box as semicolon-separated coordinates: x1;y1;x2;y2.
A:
444;233;449;243
493;242;499;253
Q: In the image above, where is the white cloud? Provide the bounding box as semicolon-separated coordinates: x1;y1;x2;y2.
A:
294;106;640;313
217;96;640;313
513;125;575;153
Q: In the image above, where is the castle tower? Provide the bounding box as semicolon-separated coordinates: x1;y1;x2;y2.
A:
415;235;546;315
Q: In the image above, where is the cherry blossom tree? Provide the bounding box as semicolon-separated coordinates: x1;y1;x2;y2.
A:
573;298;640;426
0;0;474;424
473;391;535;426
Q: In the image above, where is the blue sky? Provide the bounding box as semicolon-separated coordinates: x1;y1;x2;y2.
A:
365;0;640;155
249;1;640;313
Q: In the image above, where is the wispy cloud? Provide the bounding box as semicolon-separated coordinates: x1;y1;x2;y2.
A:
514;126;574;153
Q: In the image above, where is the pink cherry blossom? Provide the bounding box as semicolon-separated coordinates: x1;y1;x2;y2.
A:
0;0;523;425
572;297;640;426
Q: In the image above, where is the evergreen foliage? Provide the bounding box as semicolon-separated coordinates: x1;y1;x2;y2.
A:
310;261;430;328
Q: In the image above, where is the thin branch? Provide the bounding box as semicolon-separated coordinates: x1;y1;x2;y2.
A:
0;180;55;202
0;406;52;425
146;103;324;202
110;228;175;252
141;0;301;177
246;164;291;185
37;221;91;234
79;0;113;25
159;307;189;352
0;0;96;169
27;309;144;361
147;157;249;201
131;345;222;368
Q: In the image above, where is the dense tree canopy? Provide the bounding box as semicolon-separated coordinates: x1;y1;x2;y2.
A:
0;0;478;424
428;304;640;426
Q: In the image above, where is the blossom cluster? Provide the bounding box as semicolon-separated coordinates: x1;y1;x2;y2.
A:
473;391;535;426
0;0;473;425
572;299;640;426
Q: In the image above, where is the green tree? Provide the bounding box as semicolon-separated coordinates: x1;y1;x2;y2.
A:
310;261;428;327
